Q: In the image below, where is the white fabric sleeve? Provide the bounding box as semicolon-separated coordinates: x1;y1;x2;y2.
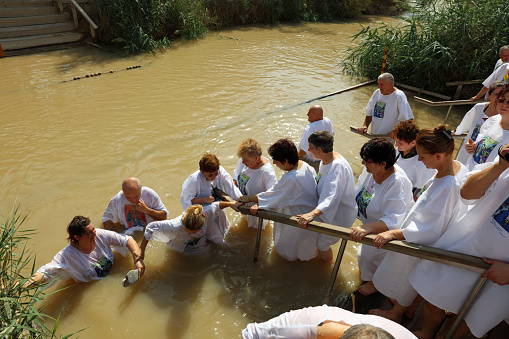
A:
365;91;377;117
36;252;71;288
482;64;506;88
144;219;178;243
180;175;199;210
299;125;311;153
218;167;242;200
233;158;243;181
258;176;293;209
315;167;344;224
455;105;478;135
378;181;410;229
397;92;414;121
102;196;120;223
145;188;168;216
99;229;130;248
263;168;278;191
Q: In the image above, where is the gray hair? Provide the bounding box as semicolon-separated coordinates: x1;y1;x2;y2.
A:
341;324;395;339
378;73;394;84
499;45;509;53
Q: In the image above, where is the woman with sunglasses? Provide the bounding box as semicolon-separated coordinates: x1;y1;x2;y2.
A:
350;138;414;296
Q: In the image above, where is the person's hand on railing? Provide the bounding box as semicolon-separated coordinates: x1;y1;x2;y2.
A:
250;204;259;215
350;225;370;242
482;258;509;285
297;213;314;229
238;195;250;203
373;230;397;249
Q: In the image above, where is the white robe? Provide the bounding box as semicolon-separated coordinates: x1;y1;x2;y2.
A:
396;152;436;193
233;158;278;228
180;166;241;243
355;166;413;280
242;304;417;339
258;162;329;261
482;63;509;88
410;161;509;338
366;88;414;135
455;103;489;163
373;167;467;306
298;117;335;161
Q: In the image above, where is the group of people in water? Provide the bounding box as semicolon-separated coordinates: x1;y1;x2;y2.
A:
24;47;509;338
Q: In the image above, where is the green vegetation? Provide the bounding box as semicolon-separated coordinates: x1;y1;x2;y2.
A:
91;0;408;54
343;0;509;96
0;207;80;338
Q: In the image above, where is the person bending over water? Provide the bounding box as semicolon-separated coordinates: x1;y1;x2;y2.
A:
239;138;334;261
369;125;468;323
350;138;413;295
25;216;145;289
233;138;278;229
296;131;357;261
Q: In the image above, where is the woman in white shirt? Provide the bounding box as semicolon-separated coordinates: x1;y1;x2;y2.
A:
233;139;278;228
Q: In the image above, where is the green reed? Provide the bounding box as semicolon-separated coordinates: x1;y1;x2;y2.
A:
91;0;408;54
0;206;81;338
342;0;509;96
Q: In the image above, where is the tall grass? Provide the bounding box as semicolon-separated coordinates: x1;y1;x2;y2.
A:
0;206;80;338
91;0;408;54
342;0;509;96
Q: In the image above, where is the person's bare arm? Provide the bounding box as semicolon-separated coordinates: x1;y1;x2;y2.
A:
298;149;307;158
191;196;215;205
103;220;115;231
135;200;167;220
482;258;509;285
471;86;489;102
350;220;388;242
126;237;145;278
357;116;372;135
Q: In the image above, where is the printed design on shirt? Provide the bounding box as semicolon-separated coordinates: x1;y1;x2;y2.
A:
492;196;509;233
184;234;205;250
315;173;322;184
373;101;386;119
355;186;373;219
124;205;148;228
472;135;498;164
470;123;482;142
415;182;430;199
92;255;113;278
237;173;250;195
505;69;509;82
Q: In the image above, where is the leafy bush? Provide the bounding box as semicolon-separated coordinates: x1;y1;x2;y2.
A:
342;0;509;96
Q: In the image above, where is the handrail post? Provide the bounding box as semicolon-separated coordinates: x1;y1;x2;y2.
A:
253;217;264;262
56;0;63;12
324;238;348;304
443;275;489;339
71;2;78;29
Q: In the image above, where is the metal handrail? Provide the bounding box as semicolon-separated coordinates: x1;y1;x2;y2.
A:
214;188;491;339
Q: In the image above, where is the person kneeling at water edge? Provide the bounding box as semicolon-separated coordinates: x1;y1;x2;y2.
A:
239;138;335;262
24;216;145;289
140;201;242;257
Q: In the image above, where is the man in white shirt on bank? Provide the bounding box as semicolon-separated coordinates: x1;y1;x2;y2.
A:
357;73;414;136
298;105;334;171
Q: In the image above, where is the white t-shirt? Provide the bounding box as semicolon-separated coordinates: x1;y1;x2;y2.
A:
315;156;357;228
36;229;130;288
144;203;221;253
355;166;413;280
102;186;168;231
396;151;436;193
298;117;335;161
233;158;278;228
483;62;509;88
242;304;417;339
258;162;334;261
493;59;507;71
366;88;414;135
464;115;509;170
410;162;509;338
373;168;467;306
456;103;490;164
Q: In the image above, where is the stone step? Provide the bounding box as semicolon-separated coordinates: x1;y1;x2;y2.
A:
0;12;69;27
0;21;74;38
0;30;81;50
0;0;53;8
0;6;58;17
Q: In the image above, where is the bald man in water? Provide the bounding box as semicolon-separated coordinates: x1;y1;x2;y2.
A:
102;177;168;233
298;105;334;172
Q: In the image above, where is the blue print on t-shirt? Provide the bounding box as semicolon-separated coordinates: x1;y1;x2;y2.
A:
237;173;250;195
373;101;386;119
473;135;498;164
470;123;482;142
355;186;372;219
493;196;509;233
92;255;113;278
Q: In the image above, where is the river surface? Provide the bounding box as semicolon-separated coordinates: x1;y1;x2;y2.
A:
1;18;464;338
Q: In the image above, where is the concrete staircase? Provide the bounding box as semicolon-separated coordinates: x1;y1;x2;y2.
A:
0;0;82;51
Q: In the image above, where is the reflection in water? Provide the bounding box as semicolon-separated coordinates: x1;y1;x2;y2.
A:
1;20;465;338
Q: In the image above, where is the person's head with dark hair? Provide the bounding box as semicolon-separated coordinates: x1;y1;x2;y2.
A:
392;120;419;156
495;83;509;112
67;215;93;245
416;124;455;156
199;153;220;181
360;138;396;170
268;138;299;169
341;324;395;339
308;131;334;154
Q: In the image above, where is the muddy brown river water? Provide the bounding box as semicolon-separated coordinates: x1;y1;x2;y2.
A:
1;18;464;338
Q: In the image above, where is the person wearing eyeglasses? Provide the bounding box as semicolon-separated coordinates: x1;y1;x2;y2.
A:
463;83;509;170
24;215;145;289
180;153;241;243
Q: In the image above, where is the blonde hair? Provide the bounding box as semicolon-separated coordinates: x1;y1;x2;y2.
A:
182;205;206;231
237;138;262;158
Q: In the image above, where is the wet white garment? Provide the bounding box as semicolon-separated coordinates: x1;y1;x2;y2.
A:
455;103;490;163
36;229;130;288
373;168;467;306
396;152;436;192
366;88;414;135
464;115;509;170
102;186;168;231
315;156;357;228
144;203;221;253
410;162;509;338
298;117;335;161
180;166;241;243
233;158;278;228
483;62;509;88
355;166;413;281
258;162;330;261
242;304;417;339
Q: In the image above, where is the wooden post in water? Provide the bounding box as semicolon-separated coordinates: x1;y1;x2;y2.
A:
324;238;348;304
253;217;264;262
